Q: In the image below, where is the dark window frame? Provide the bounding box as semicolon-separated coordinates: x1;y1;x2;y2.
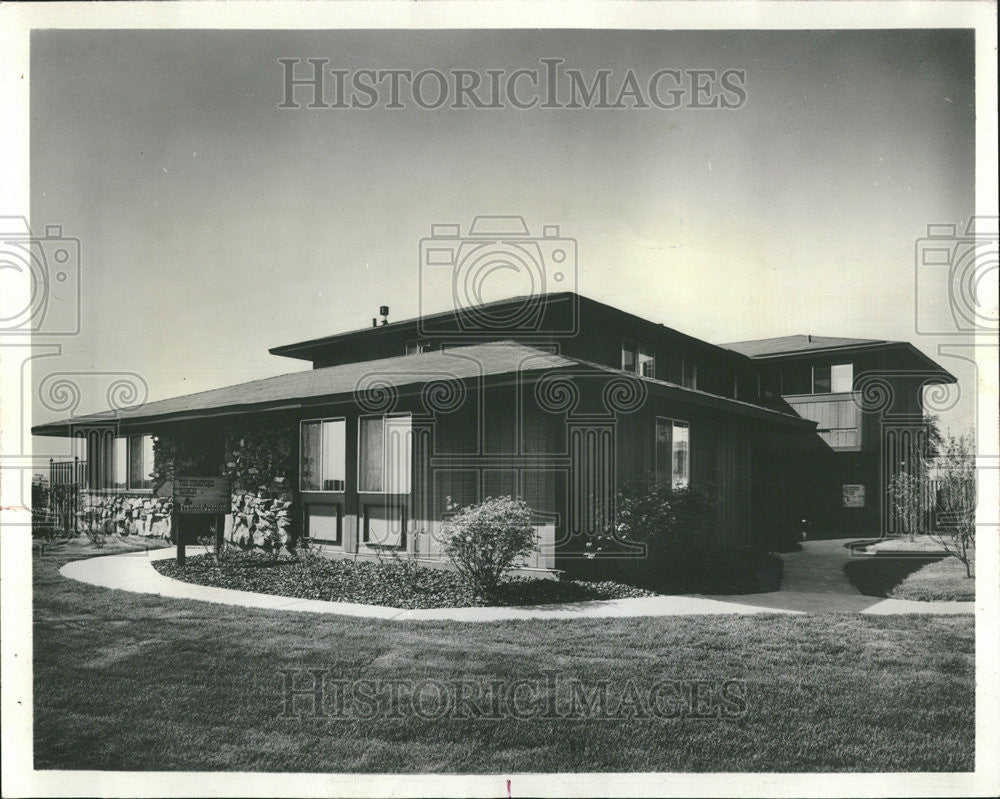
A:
299;416;347;493
111;433;153;492
655;417;691;489
356;413;413;495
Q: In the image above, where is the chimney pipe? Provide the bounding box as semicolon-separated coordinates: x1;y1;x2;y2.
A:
372;318;377;328
379;305;390;326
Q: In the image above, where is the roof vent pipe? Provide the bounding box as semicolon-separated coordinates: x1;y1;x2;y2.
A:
372;318;378;328
379;305;390;326
807;334;813;343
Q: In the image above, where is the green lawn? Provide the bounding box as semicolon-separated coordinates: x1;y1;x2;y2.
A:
33;541;975;772
844;554;975;602
890;557;975;602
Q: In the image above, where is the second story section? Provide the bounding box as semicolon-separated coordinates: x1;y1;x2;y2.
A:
723;335;956;451
268;292;957;431
269;292;748;400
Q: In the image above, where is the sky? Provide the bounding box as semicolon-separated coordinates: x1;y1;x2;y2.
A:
28;27;978;458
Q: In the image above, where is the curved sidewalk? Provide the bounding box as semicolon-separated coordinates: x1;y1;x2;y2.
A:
59;546;975;622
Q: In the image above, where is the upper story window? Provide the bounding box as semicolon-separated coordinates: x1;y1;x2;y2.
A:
111;434;153;490
358;414;412;494
637;348;655;378
782;363;811;395
622;340;657;378
760;368;781;399
812;363;853;394
621;339;637;372
681;359;697;389
830;363;854;393
300;418;346;492
804;363;854;394
812;364;832;393
778;362;853;396
655;417;690;489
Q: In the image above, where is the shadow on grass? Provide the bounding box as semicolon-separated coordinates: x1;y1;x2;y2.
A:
844;554;944;598
34;535;170;562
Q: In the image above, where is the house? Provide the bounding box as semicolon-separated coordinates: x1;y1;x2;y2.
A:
723;333;956;535
33;292;955;573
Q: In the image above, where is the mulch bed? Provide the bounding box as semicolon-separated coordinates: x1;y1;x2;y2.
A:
153;550;656;609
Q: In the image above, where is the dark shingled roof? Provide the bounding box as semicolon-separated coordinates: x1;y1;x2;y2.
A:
723;335;888;358
32;340;811;436
721;334;956;383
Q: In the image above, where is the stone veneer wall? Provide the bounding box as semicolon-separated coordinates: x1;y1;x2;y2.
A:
226;490;296;550
79;489;298;549
80;491;173;537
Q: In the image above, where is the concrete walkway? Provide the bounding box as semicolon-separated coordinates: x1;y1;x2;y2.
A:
58;541;974;621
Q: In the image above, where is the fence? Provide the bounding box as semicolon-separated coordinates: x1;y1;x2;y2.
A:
48;458;87;536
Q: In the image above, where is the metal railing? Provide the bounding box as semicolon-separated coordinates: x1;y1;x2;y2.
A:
48;457;87;536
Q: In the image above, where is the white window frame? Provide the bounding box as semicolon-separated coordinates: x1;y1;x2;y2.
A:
356;413;413;495
299;416;347;493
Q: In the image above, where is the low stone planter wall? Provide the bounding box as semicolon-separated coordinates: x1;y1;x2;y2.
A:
78;489;297;549
80;491;173;537
227;490;296;550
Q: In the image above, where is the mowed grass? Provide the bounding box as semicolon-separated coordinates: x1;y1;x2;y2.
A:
33;542;974;773
845;555;975;602
890;557;976;602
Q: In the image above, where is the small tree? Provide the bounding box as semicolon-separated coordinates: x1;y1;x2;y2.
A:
888;470;924;542
439;496;538;599
928;431;976;578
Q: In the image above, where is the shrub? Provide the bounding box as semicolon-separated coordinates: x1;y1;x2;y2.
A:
197;520;230;567
79;509;111;548
439;496;538;599
609;474;716;583
614;474;715;545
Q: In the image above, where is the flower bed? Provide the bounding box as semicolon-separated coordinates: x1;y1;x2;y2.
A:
152;551;655;609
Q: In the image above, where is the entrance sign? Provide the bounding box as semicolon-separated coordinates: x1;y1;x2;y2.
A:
170;475;232;565
842;484;865;508
174;476;232;514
